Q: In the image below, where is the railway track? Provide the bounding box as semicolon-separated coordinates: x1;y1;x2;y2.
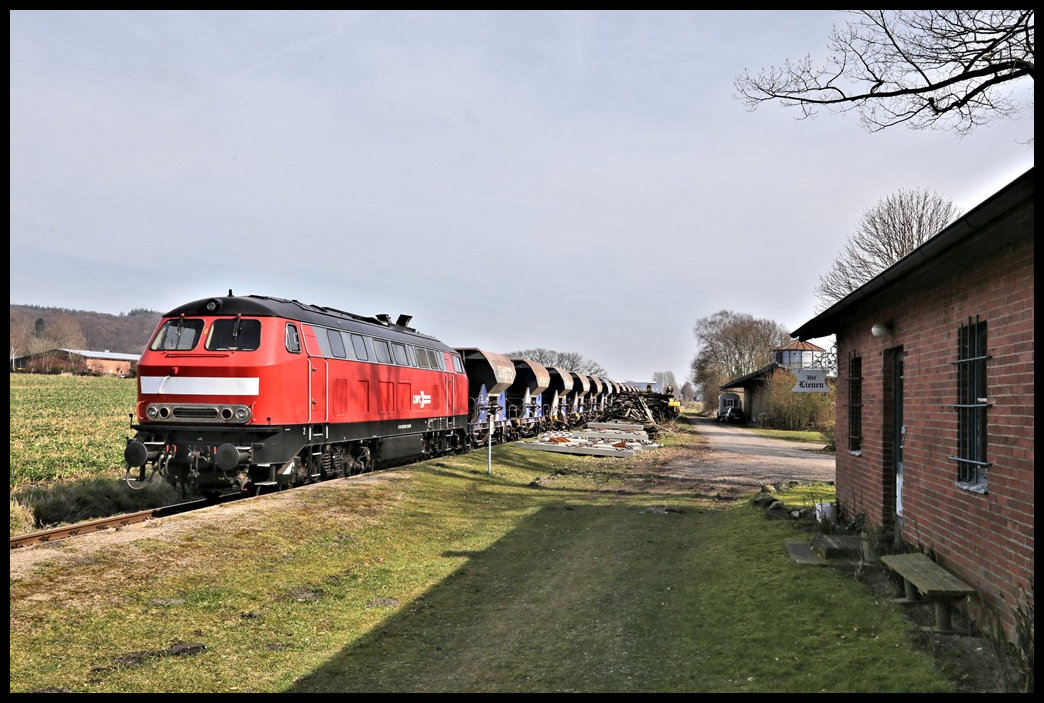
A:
10;455;432;552
9;494;244;550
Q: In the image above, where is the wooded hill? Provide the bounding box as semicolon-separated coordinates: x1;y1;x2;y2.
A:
10;305;163;357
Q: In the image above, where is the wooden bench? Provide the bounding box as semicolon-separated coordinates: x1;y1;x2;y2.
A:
879;552;976;633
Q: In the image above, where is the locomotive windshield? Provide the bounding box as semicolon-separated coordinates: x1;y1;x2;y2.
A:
151;317;205;351
206;318;261;351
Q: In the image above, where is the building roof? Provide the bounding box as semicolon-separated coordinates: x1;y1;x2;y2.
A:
60;348;141;362
776;339;825;352
720;362;780;391
791;167;1034;341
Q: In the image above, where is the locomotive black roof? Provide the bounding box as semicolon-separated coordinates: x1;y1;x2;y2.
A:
164;294;449;348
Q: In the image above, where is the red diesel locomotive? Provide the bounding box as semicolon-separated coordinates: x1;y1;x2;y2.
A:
124;293;477;497
124;293;627;498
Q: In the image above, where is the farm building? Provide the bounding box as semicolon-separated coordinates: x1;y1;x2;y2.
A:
10;348;140;376
791;167;1034;639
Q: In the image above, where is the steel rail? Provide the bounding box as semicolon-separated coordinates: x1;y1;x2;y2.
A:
9;496;238;550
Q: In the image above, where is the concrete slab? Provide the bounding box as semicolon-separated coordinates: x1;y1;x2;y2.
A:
785;541;828;565
577;430;649;440
516;422;661;458
515;441;638;457
814;534;863;559
587;422;646;431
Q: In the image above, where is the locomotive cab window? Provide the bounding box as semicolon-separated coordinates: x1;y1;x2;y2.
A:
151;317;206;351
205;318;261;351
391;342;408;366
285;324;301;353
415;346;430;368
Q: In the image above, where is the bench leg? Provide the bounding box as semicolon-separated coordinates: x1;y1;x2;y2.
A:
932;601;953;633
903;580;918;602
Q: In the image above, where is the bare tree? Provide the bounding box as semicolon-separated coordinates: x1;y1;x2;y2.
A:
814;187;960;311
689;310;790;408
47;314;87;350
652;370;678;395
10;313;34;361
735;10;1035;137
16;313;88;355
688;354;726;411
679;381;696;405
507;348;607;377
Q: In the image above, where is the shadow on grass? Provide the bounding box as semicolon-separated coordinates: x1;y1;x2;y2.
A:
286;498;952;693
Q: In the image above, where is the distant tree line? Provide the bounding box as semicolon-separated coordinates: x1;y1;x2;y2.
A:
507;348;607;377
10;305;161;361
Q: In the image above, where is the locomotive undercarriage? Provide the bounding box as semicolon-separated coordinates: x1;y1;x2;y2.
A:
125;419;474;499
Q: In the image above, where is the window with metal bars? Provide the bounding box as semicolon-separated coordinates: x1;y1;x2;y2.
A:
848;356;862;452
950;316;990;490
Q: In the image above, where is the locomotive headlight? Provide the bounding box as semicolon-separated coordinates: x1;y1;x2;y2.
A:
146;405;160;420
234;407;250;422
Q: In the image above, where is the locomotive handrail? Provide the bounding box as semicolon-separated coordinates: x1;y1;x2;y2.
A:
161;352;231;358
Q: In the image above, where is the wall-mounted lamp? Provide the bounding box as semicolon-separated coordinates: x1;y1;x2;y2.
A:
871;321;893;338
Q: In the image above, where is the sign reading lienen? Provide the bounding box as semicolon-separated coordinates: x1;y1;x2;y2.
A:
793;368;829;393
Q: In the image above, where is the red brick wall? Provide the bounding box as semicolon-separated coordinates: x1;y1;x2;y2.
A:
84;358;134;376
833;213;1033;636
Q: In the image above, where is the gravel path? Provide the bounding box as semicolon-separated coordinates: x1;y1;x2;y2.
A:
657;416;835;495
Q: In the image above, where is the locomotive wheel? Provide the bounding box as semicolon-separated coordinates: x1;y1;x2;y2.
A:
351;446;372;475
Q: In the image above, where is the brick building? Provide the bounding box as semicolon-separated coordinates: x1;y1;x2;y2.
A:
791;168;1033;637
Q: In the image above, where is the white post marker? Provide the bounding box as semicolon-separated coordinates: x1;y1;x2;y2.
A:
487;401;494;475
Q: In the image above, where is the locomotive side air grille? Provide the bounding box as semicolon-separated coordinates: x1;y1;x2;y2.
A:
173;407;220;419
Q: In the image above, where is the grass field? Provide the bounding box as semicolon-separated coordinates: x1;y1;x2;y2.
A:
9;373;181;533
10;373;137;487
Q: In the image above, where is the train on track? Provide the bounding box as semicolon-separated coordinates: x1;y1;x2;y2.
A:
123;293;651;498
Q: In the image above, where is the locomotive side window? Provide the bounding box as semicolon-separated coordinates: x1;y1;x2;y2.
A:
206;318;261;351
314;329;331;357
450;354;464;374
373;339;391;364
327;329;347;358
415;346;430;369
338;332;357;360
429;349;444;370
351;334;369;361
285;324;301;353
392;342;408;366
151;317;205;351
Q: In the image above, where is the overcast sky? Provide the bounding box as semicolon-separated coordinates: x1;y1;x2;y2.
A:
10;10;1034;384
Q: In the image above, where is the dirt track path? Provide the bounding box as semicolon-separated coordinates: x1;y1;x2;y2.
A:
657;416;835;496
